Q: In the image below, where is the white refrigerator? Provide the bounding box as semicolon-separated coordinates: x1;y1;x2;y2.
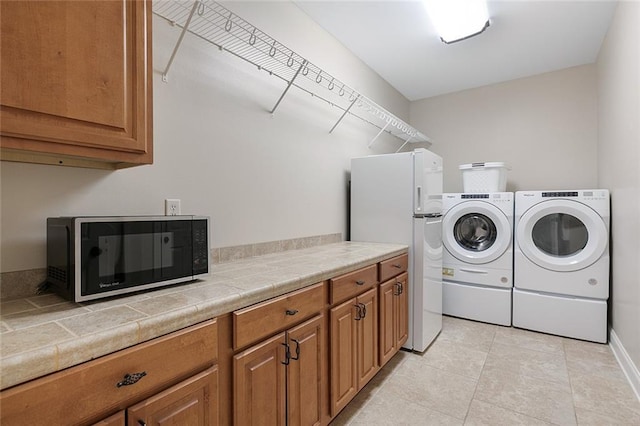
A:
350;148;443;352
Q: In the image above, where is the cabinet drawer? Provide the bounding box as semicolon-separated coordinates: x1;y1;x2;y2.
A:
330;264;378;305
233;282;324;350
379;253;408;283
0;319;217;426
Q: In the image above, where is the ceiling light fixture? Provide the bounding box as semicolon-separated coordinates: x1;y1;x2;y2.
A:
423;0;491;44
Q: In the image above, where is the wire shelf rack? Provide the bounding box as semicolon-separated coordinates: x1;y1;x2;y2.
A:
153;0;431;148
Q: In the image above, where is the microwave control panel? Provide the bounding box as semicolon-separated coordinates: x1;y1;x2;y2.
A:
192;219;210;275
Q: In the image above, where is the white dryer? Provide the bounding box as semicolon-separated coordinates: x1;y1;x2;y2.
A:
513;190;610;343
442;193;513;326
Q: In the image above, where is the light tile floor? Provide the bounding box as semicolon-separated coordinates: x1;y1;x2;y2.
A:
331;316;640;425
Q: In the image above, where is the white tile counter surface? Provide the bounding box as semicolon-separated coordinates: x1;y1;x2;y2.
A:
0;242;407;390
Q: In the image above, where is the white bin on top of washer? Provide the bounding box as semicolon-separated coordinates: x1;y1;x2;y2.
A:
460;162;509;193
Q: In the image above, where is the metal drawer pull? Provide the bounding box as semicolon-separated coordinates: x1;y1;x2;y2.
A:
285;309;298;316
355;280;365;285
138;421;147;426
392;264;402;269
116;371;147;387
394;282;403;296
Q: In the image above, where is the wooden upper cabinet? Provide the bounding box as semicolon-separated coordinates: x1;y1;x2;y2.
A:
0;0;153;169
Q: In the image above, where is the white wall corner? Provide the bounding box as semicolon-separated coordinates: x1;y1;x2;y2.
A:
610;328;640;402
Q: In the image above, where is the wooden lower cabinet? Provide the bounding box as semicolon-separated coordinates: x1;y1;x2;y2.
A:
287;316;324;426
395;273;409;352
0;320;218;426
329;287;379;417
127;366;218;426
379;272;409;367
234;315;324;426
356;288;379;390
234;332;287;425
2;255;411;426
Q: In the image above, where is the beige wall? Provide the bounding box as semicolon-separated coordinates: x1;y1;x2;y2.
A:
0;1;409;273
410;65;598;193
597;1;640;377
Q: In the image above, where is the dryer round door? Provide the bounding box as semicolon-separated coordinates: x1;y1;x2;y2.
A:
516;199;608;272
442;201;512;264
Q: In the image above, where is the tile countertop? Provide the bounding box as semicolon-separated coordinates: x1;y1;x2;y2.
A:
0;241;407;391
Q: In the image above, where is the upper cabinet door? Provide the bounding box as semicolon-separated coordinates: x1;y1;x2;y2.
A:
0;0;152;168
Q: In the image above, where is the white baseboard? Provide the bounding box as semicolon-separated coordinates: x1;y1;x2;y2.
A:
609;328;640;402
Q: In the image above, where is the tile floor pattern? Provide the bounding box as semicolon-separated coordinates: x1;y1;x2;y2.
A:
331;316;640;425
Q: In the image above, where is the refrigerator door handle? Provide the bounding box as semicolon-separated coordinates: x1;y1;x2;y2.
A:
416;186;422;211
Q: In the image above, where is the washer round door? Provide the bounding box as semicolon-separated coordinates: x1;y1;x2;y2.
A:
443;201;512;264
516;199;608;272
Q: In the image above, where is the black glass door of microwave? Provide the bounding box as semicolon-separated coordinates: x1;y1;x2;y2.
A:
81;220;194;296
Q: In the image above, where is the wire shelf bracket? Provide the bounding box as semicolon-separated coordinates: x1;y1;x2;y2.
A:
153;0;432;147
270;59;307;114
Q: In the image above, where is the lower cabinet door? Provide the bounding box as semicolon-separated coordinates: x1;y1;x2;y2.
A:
287;315;324;426
379;273;409;368
330;298;358;417
379;279;397;367
356;288;379;389
395;273;409;350
234;332;287;426
127;366;218;426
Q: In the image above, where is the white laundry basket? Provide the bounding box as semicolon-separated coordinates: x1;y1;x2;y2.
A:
460;162;509;193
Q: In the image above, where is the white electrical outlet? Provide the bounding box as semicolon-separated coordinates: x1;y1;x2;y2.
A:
165;199;181;216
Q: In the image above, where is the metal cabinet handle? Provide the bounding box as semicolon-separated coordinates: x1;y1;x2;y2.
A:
359;302;367;318
394;281;403;296
354;304;362;321
290;338;300;361
285;309;298;316
355;280;365;286
392;264;402;269
138;421;147;426
116;371;147;388
281;342;291;365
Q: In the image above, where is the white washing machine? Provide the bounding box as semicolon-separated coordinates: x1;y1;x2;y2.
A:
513;189;610;343
442;193;513;326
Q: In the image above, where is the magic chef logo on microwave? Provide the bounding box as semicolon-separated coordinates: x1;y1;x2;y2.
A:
99;282;122;288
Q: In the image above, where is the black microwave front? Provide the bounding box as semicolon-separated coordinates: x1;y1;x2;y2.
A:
47;216;210;302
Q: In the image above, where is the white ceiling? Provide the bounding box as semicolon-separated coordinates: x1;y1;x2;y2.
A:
295;0;618;101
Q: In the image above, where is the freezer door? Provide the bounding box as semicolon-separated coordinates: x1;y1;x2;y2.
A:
350;151;415;244
413;148;443;216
